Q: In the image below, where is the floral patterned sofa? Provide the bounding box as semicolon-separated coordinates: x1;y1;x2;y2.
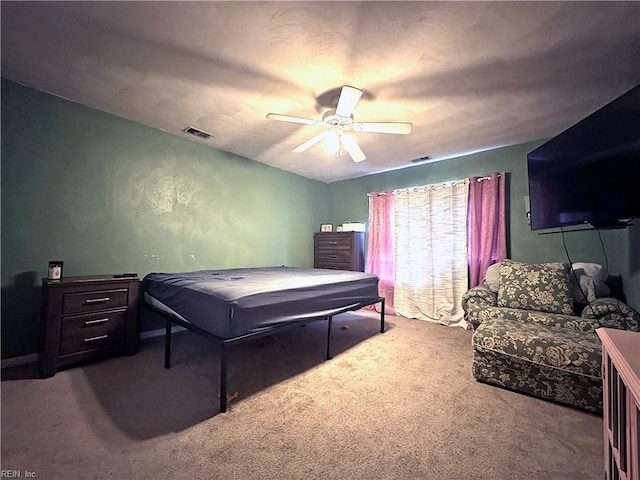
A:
462;260;640;413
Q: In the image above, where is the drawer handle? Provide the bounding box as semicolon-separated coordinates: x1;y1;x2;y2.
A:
328;255;338;258
85;318;109;325
328;241;338;245
84;334;108;343
84;297;111;305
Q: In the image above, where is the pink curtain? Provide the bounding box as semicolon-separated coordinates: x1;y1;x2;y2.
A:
365;193;396;314
467;172;507;288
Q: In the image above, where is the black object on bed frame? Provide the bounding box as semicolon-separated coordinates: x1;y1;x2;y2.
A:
142;297;385;413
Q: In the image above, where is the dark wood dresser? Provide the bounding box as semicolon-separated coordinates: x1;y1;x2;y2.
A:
314;231;365;271
38;275;140;378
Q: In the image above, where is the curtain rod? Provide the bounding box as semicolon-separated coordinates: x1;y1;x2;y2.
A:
474;174;501;182
367;173;501;197
367;178;469;197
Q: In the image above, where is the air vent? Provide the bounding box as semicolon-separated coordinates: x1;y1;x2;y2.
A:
183;126;213;139
410;156;431;163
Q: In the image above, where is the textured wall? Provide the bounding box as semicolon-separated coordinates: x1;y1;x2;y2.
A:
3;79;638;361
328;143;639;311
1;80;328;358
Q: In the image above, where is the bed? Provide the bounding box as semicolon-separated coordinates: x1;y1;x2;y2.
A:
141;266;385;412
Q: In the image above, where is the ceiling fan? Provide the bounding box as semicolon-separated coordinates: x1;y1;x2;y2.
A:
266;86;412;163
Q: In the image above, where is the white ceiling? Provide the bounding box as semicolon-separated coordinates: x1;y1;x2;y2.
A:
2;1;639;183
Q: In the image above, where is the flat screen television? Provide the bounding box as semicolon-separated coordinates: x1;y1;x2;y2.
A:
527;84;640;230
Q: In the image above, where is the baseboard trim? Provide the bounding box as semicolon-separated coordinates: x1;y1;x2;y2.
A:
1;326;186;369
1;353;38;369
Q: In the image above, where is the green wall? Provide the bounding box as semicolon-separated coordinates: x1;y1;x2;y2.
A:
2;79;638;361
327;143;639;311
1;79;328;359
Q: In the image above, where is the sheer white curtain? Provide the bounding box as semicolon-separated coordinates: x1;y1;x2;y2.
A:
393;180;469;327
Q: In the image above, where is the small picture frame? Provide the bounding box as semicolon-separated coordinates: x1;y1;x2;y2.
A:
320;223;333;232
48;260;63;280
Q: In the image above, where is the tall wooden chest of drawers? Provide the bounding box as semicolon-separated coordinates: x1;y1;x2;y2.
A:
314;231;365;271
38;275;139;378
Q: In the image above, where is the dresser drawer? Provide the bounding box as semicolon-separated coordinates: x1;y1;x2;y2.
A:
315;235;352;249
59;309;127;355
316;249;353;263
62;288;129;315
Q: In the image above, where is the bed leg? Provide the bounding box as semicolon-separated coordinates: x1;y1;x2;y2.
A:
164;318;172;369
220;343;228;413
326;316;333;360
380;298;386;333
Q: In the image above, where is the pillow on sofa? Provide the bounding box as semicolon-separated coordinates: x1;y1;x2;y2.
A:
497;261;574;315
483;261;504;293
570;262;611;304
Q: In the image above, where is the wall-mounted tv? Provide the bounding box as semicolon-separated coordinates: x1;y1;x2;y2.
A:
527;84;640;230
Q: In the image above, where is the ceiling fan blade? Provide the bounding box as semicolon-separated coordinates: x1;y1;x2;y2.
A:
266;113;318;126
293;132;329;153
335;86;363;118
356;122;413;135
340;134;367;163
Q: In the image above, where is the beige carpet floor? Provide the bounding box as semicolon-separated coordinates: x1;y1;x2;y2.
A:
1;312;603;479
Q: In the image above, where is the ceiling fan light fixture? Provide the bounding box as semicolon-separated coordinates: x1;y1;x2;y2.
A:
266;85;410;164
325;132;341;156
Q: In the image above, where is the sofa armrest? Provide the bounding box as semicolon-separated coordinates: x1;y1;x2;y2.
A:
462;285;497;329
581;297;640;332
462;285;497;312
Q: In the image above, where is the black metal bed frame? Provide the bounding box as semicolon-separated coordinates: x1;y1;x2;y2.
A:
141;296;385;412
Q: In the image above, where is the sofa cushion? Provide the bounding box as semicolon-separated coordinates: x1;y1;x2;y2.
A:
497;261;574;315
472;318;602;387
472;318;603;413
